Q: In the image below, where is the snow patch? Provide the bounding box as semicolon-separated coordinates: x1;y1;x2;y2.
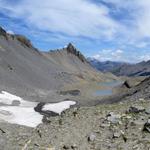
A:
0;91;37;107
0;106;43;127
0;91;41;127
42;101;76;114
0;91;76;127
0;91;22;105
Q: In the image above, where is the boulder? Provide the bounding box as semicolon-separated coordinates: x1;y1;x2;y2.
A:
123;81;131;88
63;145;69;149
88;133;96;142
113;132;121;138
143;119;150;132
145;108;150;114
71;144;78;149
129;106;145;113
107;112;121;124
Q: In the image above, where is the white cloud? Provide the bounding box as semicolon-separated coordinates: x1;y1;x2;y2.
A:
135;1;150;39
93;49;124;62
6;30;14;35
135;42;148;48
104;0;150;42
92;48;150;63
139;55;150;62
0;0;120;39
112;49;123;56
0;0;150;63
1;0;150;45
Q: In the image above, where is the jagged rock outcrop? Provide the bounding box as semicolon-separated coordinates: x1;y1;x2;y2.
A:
15;35;33;48
42;43;108;84
0;27;35;49
0;27;7;37
66;43;87;63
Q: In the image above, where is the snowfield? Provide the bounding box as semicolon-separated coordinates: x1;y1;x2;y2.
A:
0;91;76;127
42;101;76;115
0;91;22;105
0;91;37;107
0;106;43;127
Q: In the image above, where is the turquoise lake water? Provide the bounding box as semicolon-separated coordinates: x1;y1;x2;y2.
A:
95;80;123;96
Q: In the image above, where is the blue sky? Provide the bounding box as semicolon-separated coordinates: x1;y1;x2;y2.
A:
0;0;150;63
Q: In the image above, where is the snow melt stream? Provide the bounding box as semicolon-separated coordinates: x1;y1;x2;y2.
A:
0;91;76;127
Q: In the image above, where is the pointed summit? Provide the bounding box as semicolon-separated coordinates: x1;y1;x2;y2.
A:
66;43;87;63
66;43;77;53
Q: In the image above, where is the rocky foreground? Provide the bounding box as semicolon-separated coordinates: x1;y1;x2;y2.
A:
1;99;150;150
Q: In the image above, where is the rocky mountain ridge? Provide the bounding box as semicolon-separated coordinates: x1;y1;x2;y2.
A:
88;58;150;77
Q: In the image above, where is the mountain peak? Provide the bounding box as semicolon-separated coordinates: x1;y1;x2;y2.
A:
66;43;77;53
66;43;87;63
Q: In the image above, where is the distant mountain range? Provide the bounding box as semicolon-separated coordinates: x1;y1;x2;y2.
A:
88;58;126;72
88;58;150;77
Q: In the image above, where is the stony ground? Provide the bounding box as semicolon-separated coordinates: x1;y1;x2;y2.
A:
1;99;150;150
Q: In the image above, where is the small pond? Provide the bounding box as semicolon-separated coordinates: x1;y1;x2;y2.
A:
98;80;123;87
94;80;123;96
95;89;112;96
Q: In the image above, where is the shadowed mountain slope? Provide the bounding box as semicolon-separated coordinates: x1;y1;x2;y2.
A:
125;76;150;100
114;61;150;76
88;58;126;73
100;76;150;104
88;58;150;77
